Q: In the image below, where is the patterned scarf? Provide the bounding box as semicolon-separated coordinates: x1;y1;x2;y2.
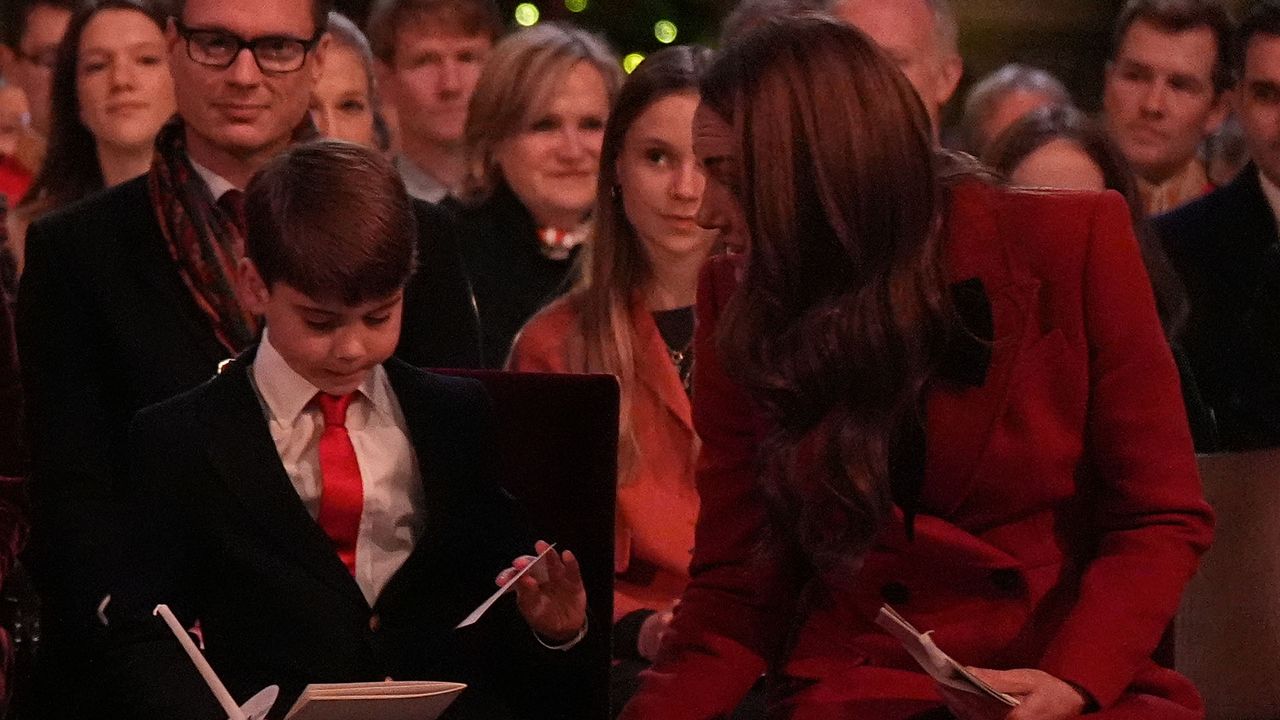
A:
147;117;259;353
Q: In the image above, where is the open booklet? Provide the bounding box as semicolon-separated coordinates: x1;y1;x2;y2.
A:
875;604;1019;707
282;681;466;720
152;604;466;720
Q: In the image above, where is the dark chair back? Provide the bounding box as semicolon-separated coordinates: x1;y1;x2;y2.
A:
437;369;617;720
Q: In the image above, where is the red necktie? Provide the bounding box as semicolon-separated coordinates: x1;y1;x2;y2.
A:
316;392;363;576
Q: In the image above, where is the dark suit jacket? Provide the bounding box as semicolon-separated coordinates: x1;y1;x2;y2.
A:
623;183;1213;719
447;182;579;368
105;354;581;719
1155;165;1280;450
15;173;481;715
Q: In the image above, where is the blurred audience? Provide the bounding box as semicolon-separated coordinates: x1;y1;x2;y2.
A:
986;104;1216;449
961;63;1072;156
451;22;622;367
309;12;390;151
0;0;74;175
1156;0;1280;450
369;0;503;202
0;86;33;207
9;0;176;278
828;0;963;136
1103;0;1234;215
1205;112;1251;185
506;45;715;709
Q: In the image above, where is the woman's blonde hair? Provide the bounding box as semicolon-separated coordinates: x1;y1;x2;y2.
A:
459;22;622;202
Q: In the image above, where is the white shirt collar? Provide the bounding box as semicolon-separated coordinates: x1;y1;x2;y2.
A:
395;154;449;204
251;327;395;425
1257;166;1280;231
189;156;240;202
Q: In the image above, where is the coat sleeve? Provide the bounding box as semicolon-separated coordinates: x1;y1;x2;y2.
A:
620;257;800;719
1037;191;1214;707
16;220;128;639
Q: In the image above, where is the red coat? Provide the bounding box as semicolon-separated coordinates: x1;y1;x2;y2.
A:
621;181;1214;719
508;294;699;620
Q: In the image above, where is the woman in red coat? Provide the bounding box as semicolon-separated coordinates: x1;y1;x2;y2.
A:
621;16;1213;720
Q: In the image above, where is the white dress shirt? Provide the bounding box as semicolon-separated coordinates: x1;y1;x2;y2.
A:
1258;166;1280;235
189;157;239;202
249;329;425;606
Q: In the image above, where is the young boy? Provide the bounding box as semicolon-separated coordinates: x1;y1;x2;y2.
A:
104;141;587;719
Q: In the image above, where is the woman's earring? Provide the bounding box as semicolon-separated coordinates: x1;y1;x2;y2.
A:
611;185;622;202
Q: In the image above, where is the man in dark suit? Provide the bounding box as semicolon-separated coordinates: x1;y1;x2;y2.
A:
1155;0;1280;450
106;141;586;719
15;0;479;715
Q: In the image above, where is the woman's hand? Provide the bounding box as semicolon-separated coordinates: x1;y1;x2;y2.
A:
939;668;1088;720
496;540;587;644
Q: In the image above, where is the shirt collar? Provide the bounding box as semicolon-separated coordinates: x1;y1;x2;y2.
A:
1258;166;1280;231
395;154;449;203
189;156;240;202
251;327;394;424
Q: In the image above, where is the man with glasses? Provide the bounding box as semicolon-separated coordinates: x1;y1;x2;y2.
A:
17;0;477;715
0;0;72;175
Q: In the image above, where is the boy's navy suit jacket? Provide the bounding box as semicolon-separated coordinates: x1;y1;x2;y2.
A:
105;349;583;719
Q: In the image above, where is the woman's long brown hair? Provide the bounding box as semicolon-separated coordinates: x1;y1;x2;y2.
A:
559;45;713;486
704;15;955;581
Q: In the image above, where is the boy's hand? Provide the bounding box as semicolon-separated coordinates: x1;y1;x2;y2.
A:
496;540;587;644
939;668;1087;720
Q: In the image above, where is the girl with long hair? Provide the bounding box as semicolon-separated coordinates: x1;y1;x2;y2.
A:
621;15;1212;720
8;0;175;274
507;45;715;702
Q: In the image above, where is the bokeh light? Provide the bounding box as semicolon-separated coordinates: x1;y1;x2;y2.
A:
623;53;646;74
565;0;587;12
654;20;678;44
514;3;540;26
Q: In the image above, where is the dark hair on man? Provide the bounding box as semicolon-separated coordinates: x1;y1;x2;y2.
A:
719;0;828;45
1110;0;1235;93
168;0;335;32
245;140;418;305
3;0;78;49
1234;0;1280;76
366;0;504;65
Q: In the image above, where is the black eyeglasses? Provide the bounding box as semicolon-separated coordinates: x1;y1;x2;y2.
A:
175;22;323;74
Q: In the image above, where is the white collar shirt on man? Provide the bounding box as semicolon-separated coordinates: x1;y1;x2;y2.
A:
248;328;426;607
189;156;240;202
1257;166;1280;236
395;154;450;204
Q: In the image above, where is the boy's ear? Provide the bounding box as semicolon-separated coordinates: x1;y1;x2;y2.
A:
237;258;271;315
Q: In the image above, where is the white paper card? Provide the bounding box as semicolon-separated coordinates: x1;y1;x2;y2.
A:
455;544;555;629
875;604;1019;707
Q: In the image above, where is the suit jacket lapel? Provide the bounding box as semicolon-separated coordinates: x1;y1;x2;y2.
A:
374;361;454;607
630;295;695;435
198;353;367;608
924;182;1041;516
118;177;229;366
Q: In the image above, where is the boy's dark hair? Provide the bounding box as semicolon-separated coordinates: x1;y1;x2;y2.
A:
1235;0;1280;76
366;0;504;65
245;140;418;305
3;0;78;49
168;0;334;32
1111;0;1235;93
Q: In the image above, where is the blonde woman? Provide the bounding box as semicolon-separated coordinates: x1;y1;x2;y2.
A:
448;22;622;367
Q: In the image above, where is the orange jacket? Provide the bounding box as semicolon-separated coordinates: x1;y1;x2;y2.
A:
508;294;699;621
